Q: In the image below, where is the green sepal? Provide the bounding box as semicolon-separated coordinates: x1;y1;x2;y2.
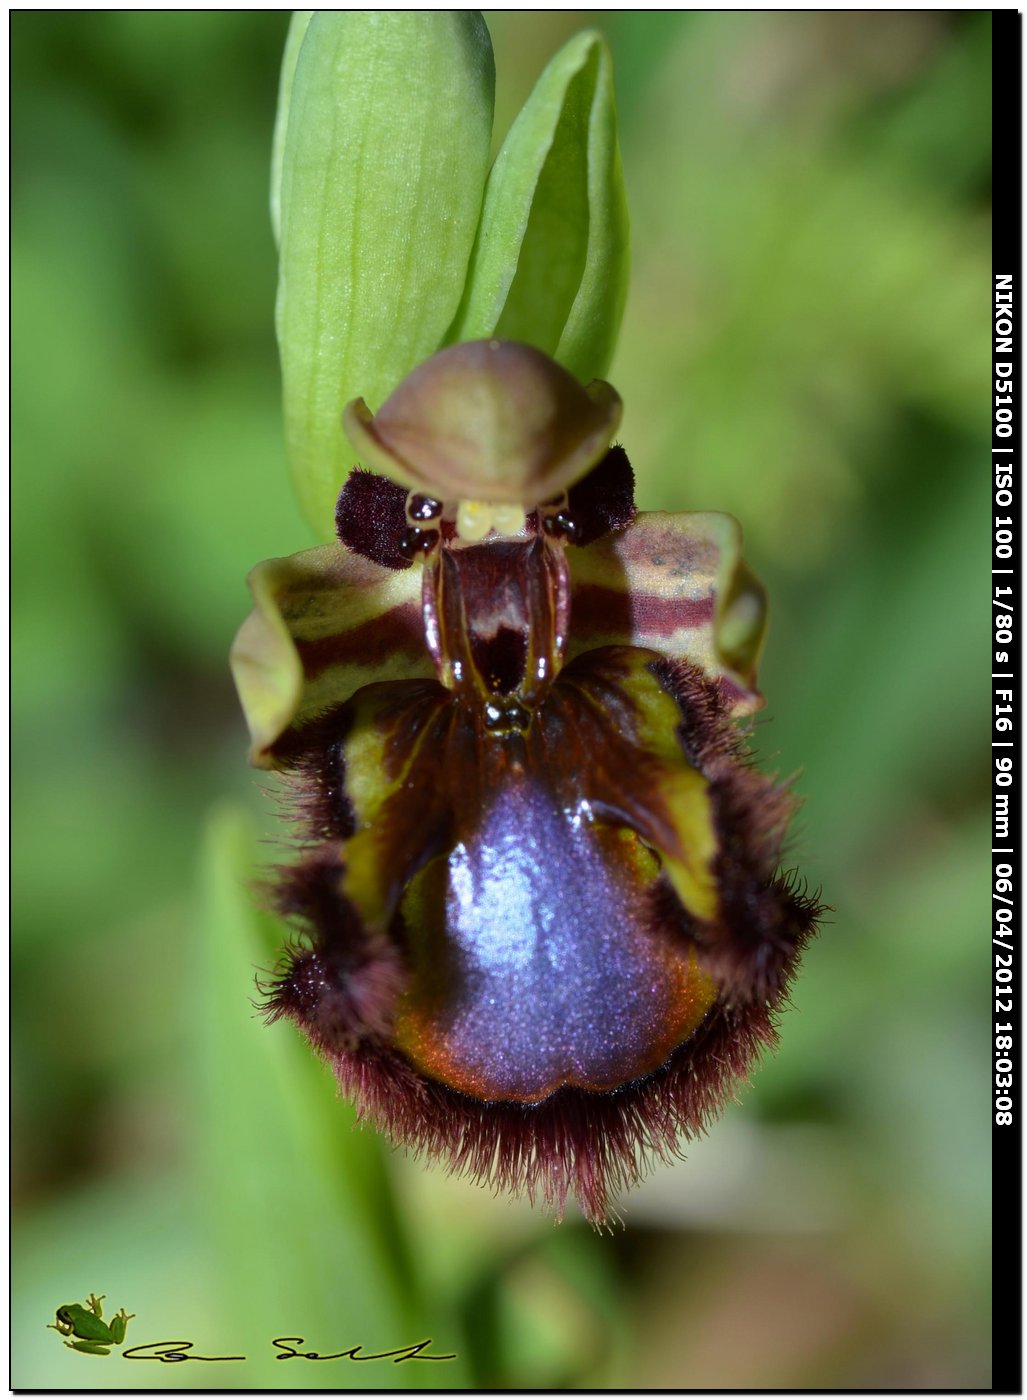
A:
343;339;622;504
275;12;496;536
447;29;629;385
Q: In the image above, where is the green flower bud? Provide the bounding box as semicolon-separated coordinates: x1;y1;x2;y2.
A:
269;10;313;250
275;12;496;535
446;30;629;385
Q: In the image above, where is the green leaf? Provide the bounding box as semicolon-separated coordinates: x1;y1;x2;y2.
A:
195;804;470;1385
276;12;495;537
447;30;629;384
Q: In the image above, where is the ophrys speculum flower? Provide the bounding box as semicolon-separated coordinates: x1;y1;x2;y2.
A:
231;339;821;1223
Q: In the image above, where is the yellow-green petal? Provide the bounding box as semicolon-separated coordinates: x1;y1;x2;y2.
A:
567;512;768;715
229;544;431;767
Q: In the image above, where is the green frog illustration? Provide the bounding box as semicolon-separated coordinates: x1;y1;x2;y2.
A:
48;1293;134;1355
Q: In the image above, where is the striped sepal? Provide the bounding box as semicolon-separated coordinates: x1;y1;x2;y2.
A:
230;544;432;766
567;511;767;716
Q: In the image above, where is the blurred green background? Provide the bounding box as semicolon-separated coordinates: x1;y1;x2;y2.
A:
12;10;991;1388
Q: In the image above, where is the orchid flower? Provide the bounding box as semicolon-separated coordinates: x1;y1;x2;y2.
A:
230;15;820;1224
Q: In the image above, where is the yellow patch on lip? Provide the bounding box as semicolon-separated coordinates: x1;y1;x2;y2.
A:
455;499;527;541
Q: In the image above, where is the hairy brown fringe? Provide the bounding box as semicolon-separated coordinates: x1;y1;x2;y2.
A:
265;970;781;1225
651;656;823;1003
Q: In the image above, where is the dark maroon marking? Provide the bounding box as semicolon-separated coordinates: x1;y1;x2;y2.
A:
566;445;636;545
625;592;717;636
467;625;529;695
570;583;714;642
440;538;544;608
433;537;561;703
336;469;411;570
294;604;425;678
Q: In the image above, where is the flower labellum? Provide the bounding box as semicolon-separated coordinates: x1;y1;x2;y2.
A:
231;339;821;1224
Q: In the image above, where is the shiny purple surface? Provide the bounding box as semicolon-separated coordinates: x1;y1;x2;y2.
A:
394;764;714;1103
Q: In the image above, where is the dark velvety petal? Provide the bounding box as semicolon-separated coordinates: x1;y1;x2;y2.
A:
256;530;820;1223
567;511;767;715
335;468;412;570
563;444;636;544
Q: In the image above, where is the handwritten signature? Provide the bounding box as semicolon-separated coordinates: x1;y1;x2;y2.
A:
121;1337;455;1364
